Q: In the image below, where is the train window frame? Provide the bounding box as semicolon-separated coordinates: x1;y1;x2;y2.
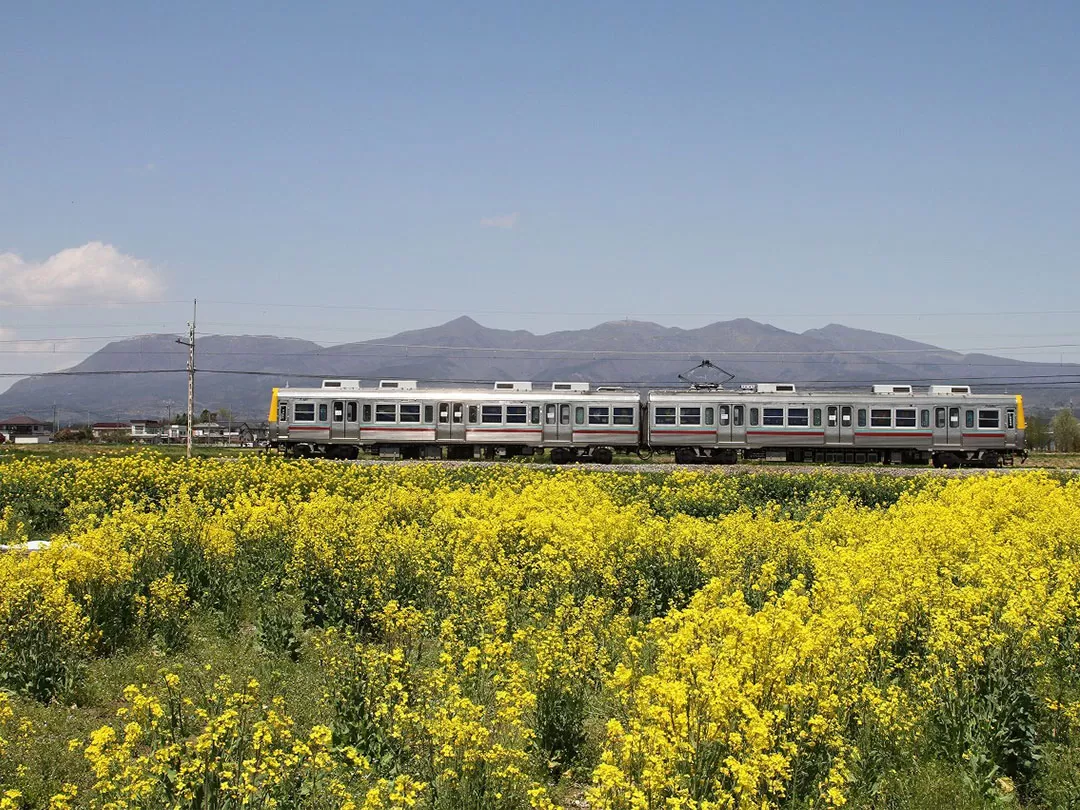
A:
870;409;891;428
655;407;676;426
363;404;372;422
949;407;960;429
613;407;635;425
827;406;838;427
920;409;930;428
481;405;503;424
588;406;610;425
895;409;917;428
559;405;570;425
788;408;809;427
978;410;999;429
546;404;557;424
813;408;822;427
734;405;744;426
347;402;358;423
857;409;867;428
333;402;344;423
400;404;421;423
439;404;450;424
279;403;289;422
375;404;396;423
965;410;975;428
423;405;434;423
1007;410;1015;429
506;405;527;424
719;405;730;426
453;404;463;424
679;407;701;426
841;406;852;427
704;407;714;425
318;404;329;422
468;405;478;423
749;407;759;426
935;408;946;428
294;403;315;422
531;406;541;424
575;406;585;425
763;407;784;426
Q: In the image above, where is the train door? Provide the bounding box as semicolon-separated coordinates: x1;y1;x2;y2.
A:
331;400;347;440
437;402;466;442
827;405;854;445
717;404;733;443
543;402;573;444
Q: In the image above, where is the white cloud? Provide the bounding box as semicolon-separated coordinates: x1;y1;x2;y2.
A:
480;212;519;229
0;242;164;306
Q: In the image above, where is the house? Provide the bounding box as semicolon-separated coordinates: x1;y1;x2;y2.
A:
165;424;188;443
0;415;53;444
192;422;230;444
91;422;132;441
130;419;163;443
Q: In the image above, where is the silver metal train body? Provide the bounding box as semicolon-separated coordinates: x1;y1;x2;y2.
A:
269;380;1026;467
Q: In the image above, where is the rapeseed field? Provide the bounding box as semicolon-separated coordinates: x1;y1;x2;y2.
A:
1;456;1079;809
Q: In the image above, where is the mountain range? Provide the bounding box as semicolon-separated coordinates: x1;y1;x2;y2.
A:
0;317;1075;423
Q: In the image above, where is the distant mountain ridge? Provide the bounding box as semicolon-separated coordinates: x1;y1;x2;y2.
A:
0;317;1075;422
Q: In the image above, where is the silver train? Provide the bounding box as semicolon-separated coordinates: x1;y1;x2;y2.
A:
269;380;1026;467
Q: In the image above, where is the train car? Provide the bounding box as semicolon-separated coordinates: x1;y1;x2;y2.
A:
645;383;1025;467
269;379;641;462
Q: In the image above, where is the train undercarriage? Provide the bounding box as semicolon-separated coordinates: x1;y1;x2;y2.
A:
280;442;1022;468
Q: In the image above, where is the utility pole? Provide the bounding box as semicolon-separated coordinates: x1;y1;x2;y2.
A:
176;300;196;458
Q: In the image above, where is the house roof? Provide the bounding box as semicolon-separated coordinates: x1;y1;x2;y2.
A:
0;415;51;427
130;419;161;425
92;422;132;429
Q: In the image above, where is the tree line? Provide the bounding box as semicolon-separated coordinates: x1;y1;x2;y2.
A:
1025;409;1080;452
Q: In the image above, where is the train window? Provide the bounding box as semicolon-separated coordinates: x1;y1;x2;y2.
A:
507;406;527;424
965;410;975;428
655;407;676;425
453;404;463;424
424;405;434;423
375;404;396;423
531;406;541;424
1007;410;1015;429
546;404;557;424
813;408;822;427
949;408;960;428
560;405;570;425
363;404;372;422
870;409;891;427
347;402;358;422
482;405;502;424
827;406;837;427
719;405;730;426
588;407;610;425
841;406;852;427
575;406;585;425
439;404;450;423
279;403;289;422
978;410;999;429
294;403;315;422
734;405;744;426
613;407;635;425
895;409;917;428
400;404;421;423
468;405;478;423
763;408;783;426
749;408;759;426
704;407;714;425
788;408;809;427
857;409;867;428
333;402;344;422
679;407;701;425
935;408;945;428
920;409;930;428
318;404;328;422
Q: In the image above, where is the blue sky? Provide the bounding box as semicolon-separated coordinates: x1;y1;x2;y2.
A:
2;2;1079;387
